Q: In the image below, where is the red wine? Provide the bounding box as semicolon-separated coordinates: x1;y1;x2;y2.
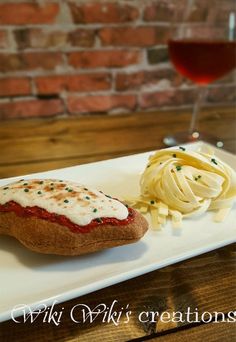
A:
168;39;236;85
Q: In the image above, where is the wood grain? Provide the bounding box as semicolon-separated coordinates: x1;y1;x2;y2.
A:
0;106;235;178
148;322;236;342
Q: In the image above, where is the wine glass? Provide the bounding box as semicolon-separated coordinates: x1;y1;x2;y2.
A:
163;0;236;147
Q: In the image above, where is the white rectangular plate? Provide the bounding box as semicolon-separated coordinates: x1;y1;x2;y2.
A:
0;142;235;322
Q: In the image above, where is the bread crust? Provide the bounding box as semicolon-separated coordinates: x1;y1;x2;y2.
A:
0;210;148;255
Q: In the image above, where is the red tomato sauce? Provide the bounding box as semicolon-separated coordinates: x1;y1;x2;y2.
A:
0;201;135;233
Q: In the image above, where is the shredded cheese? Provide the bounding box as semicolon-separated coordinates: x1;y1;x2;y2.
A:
125;146;236;229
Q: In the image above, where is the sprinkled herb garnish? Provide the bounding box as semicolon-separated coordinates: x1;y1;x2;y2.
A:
106;195;112;198
150;200;155;205
84;188;88;191
39;181;44;184
85;196;90;200
198;175;201;179
65;187;69;190
50;187;54;191
3;187;9;190
172;153;177;158
68;189;73;192
194;177;198;181
50;183;54;185
160;162;162;165
24;188;29;192
96;218;102;223
179;146;186;151
125;204;129;208
176;165;182;171
64;199;69;203
37;191;42;195
211;158;218;165
59;180;63;182
23;183;28;186
93;208;98;213
147;164;150;168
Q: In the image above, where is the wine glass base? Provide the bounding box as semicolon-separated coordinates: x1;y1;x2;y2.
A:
163;131;224;148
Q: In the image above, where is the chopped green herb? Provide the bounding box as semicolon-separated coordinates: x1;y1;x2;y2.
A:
93;208;98;213
65;187;69;191
160;162;163;165
23;183;28;186
24;188;29;192
50;183;54;185
150;200;155;205
50;187;54;191
176;165;182;171
64;199;69;203
125;204;129;208
179;146;186;151
84;188;88;191
106;195;112;198
198;175;201;179
3;187;9;190
211;158;218;165
59;180;63;182
147;164;150;168
39;181;44;184
85;196;90;200
37;191;42;195
172;153;177;158
194;177;198;181
96;218;103;223
68;189;73;192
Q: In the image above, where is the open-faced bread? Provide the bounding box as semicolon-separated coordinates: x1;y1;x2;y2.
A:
0;179;148;255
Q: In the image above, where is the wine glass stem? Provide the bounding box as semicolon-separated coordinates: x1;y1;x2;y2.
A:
189;86;208;135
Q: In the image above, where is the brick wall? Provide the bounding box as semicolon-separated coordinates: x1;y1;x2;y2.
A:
0;0;235;120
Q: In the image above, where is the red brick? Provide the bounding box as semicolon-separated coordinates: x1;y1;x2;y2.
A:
99;27;169;47
143;1;175;22
0;3;59;25
14;29;68;49
67;94;136;114
0;30;8;49
116;69;184;91
35;74;111;95
140;89;196;109
147;47;169;64
68;50;141;68
69;2;139;24
207;85;236;103
0;99;64;119
0;53;63;72
0;78;31;97
68;29;95;47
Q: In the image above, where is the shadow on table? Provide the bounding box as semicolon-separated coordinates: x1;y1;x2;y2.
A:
0;235;148;272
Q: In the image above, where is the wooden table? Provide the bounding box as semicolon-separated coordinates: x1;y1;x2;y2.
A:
0;106;235;341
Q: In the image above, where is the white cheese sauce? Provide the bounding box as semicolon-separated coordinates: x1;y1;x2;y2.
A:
0;179;129;226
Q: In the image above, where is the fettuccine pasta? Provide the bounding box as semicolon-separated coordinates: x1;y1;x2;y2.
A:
126;146;236;229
